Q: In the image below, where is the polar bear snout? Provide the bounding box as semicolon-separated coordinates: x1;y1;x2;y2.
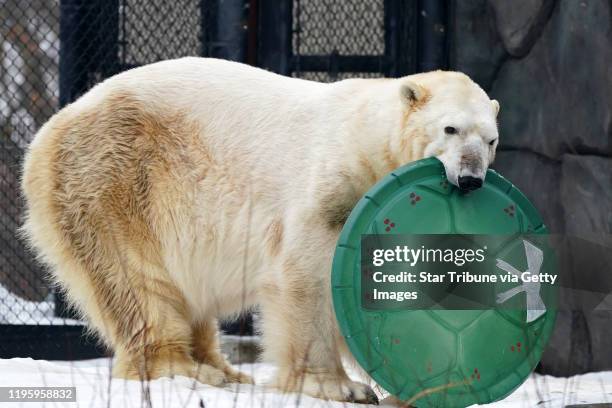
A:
458;175;483;192
458;151;485;189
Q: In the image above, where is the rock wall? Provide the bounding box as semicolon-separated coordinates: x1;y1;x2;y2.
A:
450;0;611;375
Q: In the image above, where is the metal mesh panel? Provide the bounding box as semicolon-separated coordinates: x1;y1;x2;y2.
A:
293;0;384;56
1;0;59;324
293;71;383;82
120;0;202;65
292;0;386;81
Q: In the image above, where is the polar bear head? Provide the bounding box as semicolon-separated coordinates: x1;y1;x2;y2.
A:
399;71;499;192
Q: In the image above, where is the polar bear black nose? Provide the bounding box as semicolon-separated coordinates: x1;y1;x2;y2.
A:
458;176;483;192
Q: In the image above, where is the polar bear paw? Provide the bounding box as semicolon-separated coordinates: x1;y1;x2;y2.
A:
272;372;379;404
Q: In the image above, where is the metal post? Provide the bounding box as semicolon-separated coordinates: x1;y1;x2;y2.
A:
201;0;248;61
384;0;419;77
216;0;248;61
256;0;293;75
95;0;120;78
59;0;119;107
59;0;89;107
246;0;259;65
417;0;449;72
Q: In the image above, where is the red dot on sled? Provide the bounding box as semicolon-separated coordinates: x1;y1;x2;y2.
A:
385;227;391;232
384;219;389;224
511;346;515;351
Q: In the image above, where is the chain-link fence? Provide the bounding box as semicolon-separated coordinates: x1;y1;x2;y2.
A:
1;0;60;325
291;0;416;81
292;0;385;82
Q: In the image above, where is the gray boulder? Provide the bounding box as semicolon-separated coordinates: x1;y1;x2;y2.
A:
488;0;555;57
491;1;612;158
450;0;507;90
561;154;612;235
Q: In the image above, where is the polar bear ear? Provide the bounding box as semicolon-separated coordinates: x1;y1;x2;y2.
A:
492;99;500;116
400;81;428;106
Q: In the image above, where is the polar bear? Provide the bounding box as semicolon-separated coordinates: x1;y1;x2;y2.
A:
21;58;499;403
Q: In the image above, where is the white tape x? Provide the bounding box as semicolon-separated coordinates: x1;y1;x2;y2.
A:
496;240;546;323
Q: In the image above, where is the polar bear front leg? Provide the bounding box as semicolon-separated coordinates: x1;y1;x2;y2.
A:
260;221;378;404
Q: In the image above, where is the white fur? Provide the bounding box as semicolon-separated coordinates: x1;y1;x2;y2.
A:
22;57;499;402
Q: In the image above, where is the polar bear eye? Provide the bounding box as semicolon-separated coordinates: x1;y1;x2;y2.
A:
444;126;458;135
489;138;498;146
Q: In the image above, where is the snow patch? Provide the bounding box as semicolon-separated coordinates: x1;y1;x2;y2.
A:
0;358;610;407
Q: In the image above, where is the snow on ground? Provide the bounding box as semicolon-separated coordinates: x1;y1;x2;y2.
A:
0;358;610;408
